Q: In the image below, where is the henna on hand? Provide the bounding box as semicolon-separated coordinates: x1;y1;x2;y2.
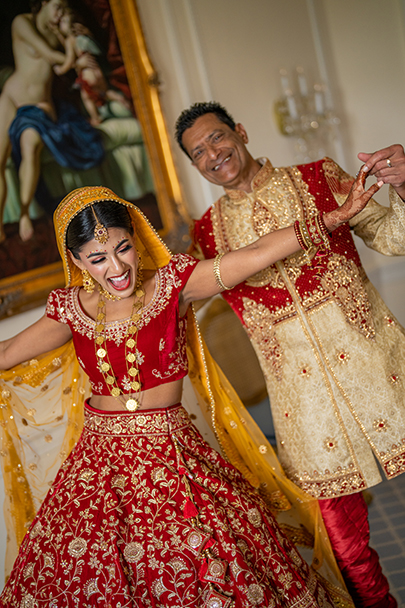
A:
323;166;383;232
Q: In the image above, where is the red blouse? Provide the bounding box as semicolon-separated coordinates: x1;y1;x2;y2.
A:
46;254;198;395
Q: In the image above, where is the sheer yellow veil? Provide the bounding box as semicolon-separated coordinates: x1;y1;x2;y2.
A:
0;186;353;605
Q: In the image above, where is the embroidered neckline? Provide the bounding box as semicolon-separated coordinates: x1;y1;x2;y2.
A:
224;158;274;203
73;271;160;330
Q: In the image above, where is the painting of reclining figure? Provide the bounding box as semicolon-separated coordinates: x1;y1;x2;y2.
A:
0;0;184;313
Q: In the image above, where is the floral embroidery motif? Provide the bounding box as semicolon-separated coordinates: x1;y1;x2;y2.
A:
168;557;187;573
83;580;98;598
246;583;265;605
29;521;42;539
373;419;389;433
68;537;87;558
336;351;350;364
152;320;188;380
324;438;338;452
90;380;104;395
247;508;262;528
151;578;167;599
389;373;400;385
124;541;144;563
78;469;95;483
21;592;35;608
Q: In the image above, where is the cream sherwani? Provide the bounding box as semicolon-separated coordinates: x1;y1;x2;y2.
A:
192;157;405;499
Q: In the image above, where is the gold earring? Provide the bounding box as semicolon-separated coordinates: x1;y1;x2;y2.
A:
82;268;95;293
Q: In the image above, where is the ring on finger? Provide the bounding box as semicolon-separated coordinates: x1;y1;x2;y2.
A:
387;159;392;168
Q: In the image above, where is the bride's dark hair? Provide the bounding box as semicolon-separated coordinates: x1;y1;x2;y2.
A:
67;201;134;260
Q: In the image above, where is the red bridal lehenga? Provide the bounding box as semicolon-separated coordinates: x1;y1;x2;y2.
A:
1;402;334;608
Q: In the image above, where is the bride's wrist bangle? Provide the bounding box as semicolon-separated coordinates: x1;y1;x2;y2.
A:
213;253;232;291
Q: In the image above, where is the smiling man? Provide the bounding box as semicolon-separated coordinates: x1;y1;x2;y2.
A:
175;101;405;608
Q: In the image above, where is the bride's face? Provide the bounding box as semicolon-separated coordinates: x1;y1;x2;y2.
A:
71;227;139;299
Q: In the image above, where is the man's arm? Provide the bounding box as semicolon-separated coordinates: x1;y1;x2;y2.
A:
324;155;405;256
358;144;405;200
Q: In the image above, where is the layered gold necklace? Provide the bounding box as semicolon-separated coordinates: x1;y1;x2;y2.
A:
94;271;145;412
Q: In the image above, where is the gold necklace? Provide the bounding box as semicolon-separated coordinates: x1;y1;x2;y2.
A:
94;272;145;411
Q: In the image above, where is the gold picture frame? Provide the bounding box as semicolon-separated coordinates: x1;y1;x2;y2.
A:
0;0;189;320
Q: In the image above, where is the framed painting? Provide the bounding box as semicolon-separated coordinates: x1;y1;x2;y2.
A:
0;0;189;319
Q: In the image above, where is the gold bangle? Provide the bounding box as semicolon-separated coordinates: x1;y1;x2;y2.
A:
213;253;232;290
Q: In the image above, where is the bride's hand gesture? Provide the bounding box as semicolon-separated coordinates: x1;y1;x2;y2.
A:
323;166;383;232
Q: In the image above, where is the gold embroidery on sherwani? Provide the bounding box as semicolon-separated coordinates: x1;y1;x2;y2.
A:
210;162;320;289
276;265;363;480
320;254;375;339
205;158;405;499
242;298;284;382
304;309;405;476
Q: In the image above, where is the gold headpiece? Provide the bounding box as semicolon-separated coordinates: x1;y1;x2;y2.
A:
91;206;109;244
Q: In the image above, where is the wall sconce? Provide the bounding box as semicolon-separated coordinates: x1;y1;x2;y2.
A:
274;67;341;162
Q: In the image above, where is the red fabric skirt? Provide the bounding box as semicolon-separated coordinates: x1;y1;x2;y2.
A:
1;403;335;607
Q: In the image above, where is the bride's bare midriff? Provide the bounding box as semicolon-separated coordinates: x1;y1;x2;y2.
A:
89;378;184;412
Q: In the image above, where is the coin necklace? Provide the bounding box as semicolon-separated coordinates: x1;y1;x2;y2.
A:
94;269;145;412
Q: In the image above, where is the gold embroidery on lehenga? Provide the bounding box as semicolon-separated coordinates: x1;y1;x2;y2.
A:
68;537;87;558
247;583;265;604
46;254;196;346
124;541;144;563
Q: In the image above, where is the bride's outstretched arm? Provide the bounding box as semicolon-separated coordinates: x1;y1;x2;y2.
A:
0;315;72;371
181;166;382;306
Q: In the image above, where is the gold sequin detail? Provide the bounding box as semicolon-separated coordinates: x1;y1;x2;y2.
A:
373;419;389;433
324;437;338;452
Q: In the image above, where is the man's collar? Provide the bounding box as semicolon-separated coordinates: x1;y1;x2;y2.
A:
224;158;274;201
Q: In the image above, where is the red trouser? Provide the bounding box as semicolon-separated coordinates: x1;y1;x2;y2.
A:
319;493;397;608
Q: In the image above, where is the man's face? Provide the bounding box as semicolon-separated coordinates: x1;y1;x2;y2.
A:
181;113;255;190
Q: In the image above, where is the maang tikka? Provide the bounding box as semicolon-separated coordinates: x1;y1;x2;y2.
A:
92;206;109;244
